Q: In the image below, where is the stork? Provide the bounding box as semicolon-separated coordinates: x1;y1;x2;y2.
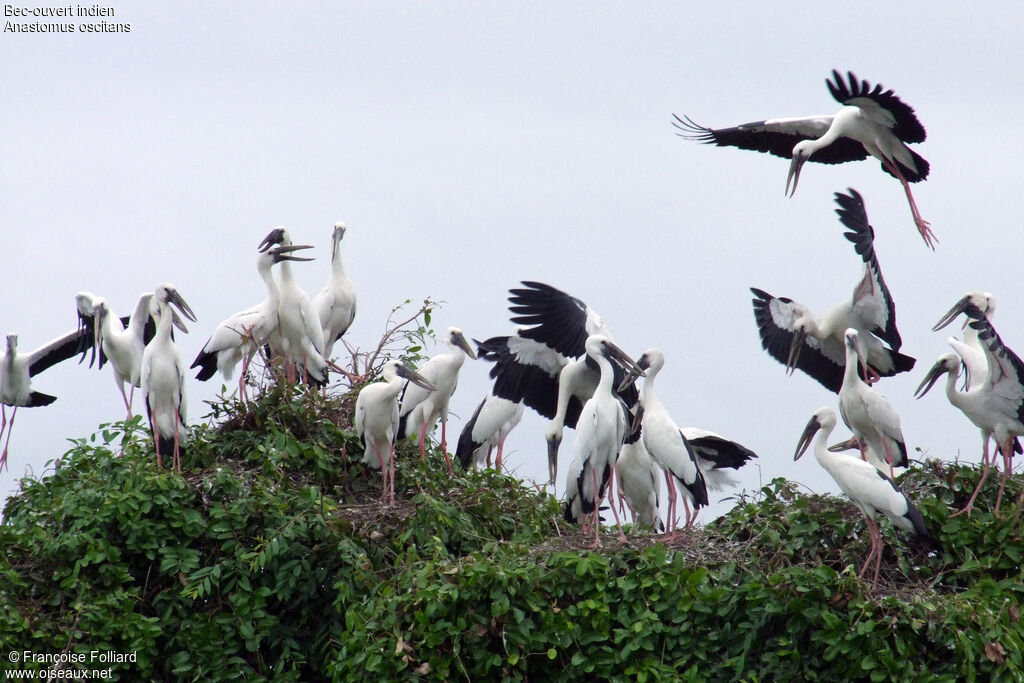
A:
838;329;909;479
615;437;663;531
313;221;356;362
141;283;197;472
795;407;929;588
397;326;477;473
932;296;1024;513
932;291;996;393
258;227;327;385
355;360;436;504
682;428;759;493
562;335;642;545
633;348;709;533
0;328;93;470
751;189;915;392
675;69;934;247
192;244;314;399
455;391;524;471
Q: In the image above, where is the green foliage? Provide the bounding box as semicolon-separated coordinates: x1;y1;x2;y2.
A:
2;387;1024;680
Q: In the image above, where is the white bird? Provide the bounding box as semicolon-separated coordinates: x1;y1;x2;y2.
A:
313;221;356;362
682;428;759;492
477;281;639;485
838;329;909;479
397;326;477;472
455;392;524;471
676;69;934;247
932;296;1024;514
355;360;436;504
0;328;93;469
140;283;197;472
794;407;929;588
258;227;327;384
932;292;996;393
616;437;663;531
751;189;915;392
191;243;314;398
633;348;709;533
563;335;641;545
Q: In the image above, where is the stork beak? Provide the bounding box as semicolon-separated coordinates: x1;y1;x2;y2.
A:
629;403;645;435
453;330;478;360
170;309;190;334
273;244;315;262
827;437;860;453
396;364;436;392
602;341;645;378
794;415;820;461
914;360;947;399
546;433;561;486
932;295;970;332
785;155;806;197
258;228;287;253
617;367;642;394
786;330;805;375
168;290;197;325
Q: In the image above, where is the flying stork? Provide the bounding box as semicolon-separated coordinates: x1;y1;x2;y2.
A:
397;326;477;473
455;391;524;471
258;227;327;385
192;243;314;399
795;407;929;588
355;360;436;504
838;329;909;479
751;189;915;393
675;69;934;247
141;283;197;472
0;327;94;470
931;295;1024;514
313;221;356;362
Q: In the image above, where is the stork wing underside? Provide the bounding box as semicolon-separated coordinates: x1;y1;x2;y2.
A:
826;69;926;144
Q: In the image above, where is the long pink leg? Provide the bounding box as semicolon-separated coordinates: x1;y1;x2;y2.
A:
882;157;936;249
153;420;163;469
995;439;1013;514
485;445;493;469
956;444;998;517
389;442;397;505
590;466;602;547
173;425;182;473
881;442;895;480
604;466;627;541
439;420;453;475
373;442;388;501
0;405;15;471
418;423;428;463
495;435;506;470
118;383;131;418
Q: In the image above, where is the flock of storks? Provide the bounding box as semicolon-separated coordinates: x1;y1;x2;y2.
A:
3;70;1022;586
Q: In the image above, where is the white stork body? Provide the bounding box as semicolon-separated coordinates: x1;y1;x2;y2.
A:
192;244;313;398
0;329;92;469
455;392;523;470
355;360;436;504
313;221;356;361
92;293;155;416
795;407;929;588
398;327;477;472
676;70;934;247
751;189;914;393
140;283;197;472
838;329;908;478
616;438;662;531
635;349;709;533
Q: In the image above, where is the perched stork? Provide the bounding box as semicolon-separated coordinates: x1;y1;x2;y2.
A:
932;292;996;392
313;221;356;362
192;244;314;399
355;360;436;504
397;326;477;472
616;437;663;531
258;227;327;384
0;328;93;470
682;428;759;492
455;391;524;470
562;335;641;545
633;348;709;533
141;283;197;472
795;407;929;588
751;189;915;392
932;297;1024;513
675;69;934;247
838;329;909;479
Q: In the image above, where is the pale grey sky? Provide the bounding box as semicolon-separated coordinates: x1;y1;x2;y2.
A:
3;2;1023;522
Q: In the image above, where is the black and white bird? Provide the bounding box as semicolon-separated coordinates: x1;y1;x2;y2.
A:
838;329;909;478
397;326;477;472
192;243;314;399
751;189;915;393
313;221;356;362
682;428;759;493
0;328;94;469
794;407;929;588
455;391;524;471
616;438;663;531
675;69;934;247
140;283;197;472
258;227;327;384
478;281;639;485
355;360;436;504
633;348;709;533
932;292;996;393
931;294;1024;514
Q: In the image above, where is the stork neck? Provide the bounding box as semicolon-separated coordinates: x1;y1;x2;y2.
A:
155;301;174;341
331;239;347;276
595;354;615;395
259;260;281;302
812;426;838;469
842;345;863;387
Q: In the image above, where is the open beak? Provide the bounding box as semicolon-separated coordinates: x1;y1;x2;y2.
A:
932;295;972;332
396;364;437;392
793;415;820;461
258;227;287;253
914;360;947;399
785;155;806;197
273;244;315;262
453;330;478;360
827;436;860;453
630;403;645;436
603;340;645;379
786;330;806;375
168;289;197;328
546;433;561;486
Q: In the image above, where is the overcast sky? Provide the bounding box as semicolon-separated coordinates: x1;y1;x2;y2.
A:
3;2;1023;524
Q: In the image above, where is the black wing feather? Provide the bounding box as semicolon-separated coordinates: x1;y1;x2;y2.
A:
826;69;926;144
